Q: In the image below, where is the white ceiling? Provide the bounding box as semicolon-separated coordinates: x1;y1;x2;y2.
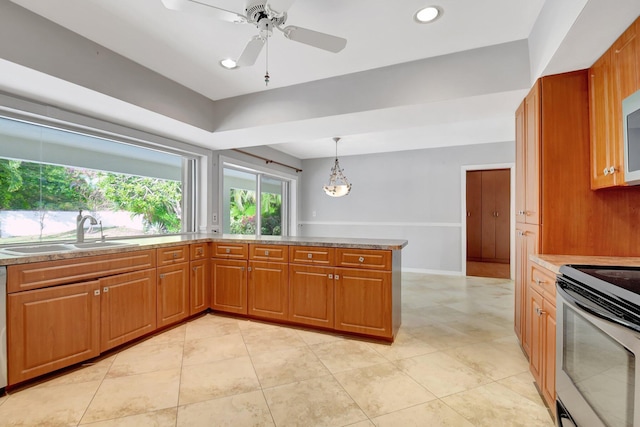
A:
4;0;640;159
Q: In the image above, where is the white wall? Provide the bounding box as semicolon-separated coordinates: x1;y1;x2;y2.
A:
299;141;515;274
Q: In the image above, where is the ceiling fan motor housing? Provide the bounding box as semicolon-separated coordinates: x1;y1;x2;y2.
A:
245;0;286;32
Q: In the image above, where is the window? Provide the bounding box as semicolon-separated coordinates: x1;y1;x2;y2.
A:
222;165;289;236
0;116;195;244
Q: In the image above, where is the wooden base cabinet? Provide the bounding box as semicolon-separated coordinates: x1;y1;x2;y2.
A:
288;264;334;329
248;261;289;321
190;259;209;316
334;268;392;338
515;223;539;356
211;259;247;314
527;261;557;418
100;269;157;352
7;280;101;384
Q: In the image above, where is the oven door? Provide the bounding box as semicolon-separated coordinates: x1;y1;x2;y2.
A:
556;282;640;427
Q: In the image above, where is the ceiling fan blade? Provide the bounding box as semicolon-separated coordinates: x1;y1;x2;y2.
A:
161;0;245;23
265;0;296;15
236;36;265;67
282;26;347;53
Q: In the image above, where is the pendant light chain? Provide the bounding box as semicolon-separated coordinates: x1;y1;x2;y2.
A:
264;33;270;86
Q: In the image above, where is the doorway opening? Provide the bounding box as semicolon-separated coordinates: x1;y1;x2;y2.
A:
464;167;512;279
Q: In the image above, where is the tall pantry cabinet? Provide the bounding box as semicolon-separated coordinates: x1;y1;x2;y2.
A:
514;70;591;354
514;69;591;417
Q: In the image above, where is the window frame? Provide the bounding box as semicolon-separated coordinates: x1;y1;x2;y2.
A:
0;105;210;243
219;156;298;237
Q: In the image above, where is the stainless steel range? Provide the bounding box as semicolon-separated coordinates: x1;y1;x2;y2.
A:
556;265;640;427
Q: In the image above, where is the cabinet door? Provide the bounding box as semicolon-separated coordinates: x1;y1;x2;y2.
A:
8;280;101;385
288;264;334;328
190;259;209;316
528;285;544;386
157;263;189;327
494;169;511;261
248;261;288;321
542;297;557;413
589;51;619;188
334;268;392;338
515;101;526;223
516;223;539;356
524;84;540;224
100;269;157;352
612;22;639;182
211;259;247;314
466;170;483;260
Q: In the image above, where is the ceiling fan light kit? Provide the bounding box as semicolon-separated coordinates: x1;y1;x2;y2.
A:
219;58;238;69
323;137;351;198
162;0;347;85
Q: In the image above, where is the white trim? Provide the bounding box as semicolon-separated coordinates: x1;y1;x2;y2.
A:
298;221;462;227
402;268;463;276
460;162;515;279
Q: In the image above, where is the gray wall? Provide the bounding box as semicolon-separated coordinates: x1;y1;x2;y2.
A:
299;141;515;274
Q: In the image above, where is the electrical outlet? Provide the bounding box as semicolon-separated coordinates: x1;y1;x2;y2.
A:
212;213;218;222
312;210;316;217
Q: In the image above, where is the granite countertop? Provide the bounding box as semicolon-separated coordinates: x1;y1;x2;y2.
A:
530;254;640;275
0;234;408;266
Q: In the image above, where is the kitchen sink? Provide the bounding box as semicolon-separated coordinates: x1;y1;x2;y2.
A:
1;244;76;255
72;241;138;249
1;241;138;256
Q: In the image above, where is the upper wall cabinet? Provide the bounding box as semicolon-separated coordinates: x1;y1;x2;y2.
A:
589;17;640;189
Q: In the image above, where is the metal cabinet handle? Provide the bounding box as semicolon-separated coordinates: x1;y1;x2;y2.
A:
604;167;609;176
535;278;545;287
103;287;109;293
241;266;245;271
358;256;365;263
307;253;313;259
226;248;231;254
94;289;101;296
609;166;616;174
265;250;270;256
193;266;198;272
248;266;252;272
160;274;165;279
335;274;340;280
197;248;203;254
328;274;333;279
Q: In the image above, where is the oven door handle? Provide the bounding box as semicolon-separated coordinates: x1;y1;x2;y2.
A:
557;285;640;334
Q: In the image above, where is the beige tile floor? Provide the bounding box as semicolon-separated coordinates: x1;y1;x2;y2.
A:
0;273;555;427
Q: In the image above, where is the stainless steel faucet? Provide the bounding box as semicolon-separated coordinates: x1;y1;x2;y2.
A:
76;209;98;243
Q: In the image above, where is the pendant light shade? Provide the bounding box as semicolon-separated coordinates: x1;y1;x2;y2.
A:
323;137;351;197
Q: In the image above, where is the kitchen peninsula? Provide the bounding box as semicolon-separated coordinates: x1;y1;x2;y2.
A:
0;234;406;387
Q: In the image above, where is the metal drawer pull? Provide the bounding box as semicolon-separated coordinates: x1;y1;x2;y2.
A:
226;248;231;254
308;253;313;259
197;248;203;254
248;266;252;272
535;279;545;286
265;250;270;256
94;290;101;296
358;256;365;263
328;274;333;279
103;287;109;293
335;274;340;280
160;274;165;279
173;252;178;258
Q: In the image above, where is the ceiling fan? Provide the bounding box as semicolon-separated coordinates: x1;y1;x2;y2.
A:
161;0;347;70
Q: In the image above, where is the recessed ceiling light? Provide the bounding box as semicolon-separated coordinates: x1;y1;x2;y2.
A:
414;6;442;24
219;58;238;69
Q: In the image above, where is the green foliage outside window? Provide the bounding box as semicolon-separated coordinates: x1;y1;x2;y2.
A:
229;188;281;235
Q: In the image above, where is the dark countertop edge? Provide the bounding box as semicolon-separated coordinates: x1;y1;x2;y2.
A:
0;234;408;266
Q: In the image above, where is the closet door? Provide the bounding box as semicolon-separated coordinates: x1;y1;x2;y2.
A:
494;169;511;262
466;171;483;261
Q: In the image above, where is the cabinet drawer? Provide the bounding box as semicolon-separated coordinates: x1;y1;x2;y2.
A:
336;249;391;270
7;249;156;293
530;262;556;298
249;244;289;262
289;246;335;265
190;242;210;260
212;242;248;259
157;245;189;265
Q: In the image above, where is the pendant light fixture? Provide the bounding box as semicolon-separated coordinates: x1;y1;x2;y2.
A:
323;137;351;197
